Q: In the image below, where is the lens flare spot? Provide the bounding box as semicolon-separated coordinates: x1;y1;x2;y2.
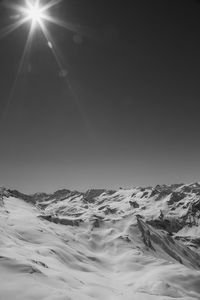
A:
48;41;53;49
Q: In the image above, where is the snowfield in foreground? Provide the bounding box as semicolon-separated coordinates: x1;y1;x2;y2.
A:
1;184;200;299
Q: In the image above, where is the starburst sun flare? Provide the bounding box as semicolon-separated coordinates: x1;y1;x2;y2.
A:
0;0;87;65
1;0;92;72
0;0;69;72
0;0;74;120
23;0;46;27
0;0;93;121
8;0;62;37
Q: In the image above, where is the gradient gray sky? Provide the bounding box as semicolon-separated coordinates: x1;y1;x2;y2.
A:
0;0;200;193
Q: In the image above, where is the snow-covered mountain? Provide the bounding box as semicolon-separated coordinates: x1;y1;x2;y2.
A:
1;183;200;299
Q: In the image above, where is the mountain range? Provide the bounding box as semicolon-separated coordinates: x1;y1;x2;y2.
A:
1;183;200;299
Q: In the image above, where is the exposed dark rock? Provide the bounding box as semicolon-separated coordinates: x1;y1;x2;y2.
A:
104;207;117;215
167;192;186;205
129;201;139;208
83;189;106;203
141;191;149;198
91;215;104;228
106;190;116;195
155;190;171;201
137;218;200;269
93;219;100;228
141;206;146;210
150;189;159;197
98;205;107;211
39;215;82;226
8;189;36;204
135;214;144;219
191;199;200;213
137;218;154;250
175;236;200;249
146;218;183;234
31;260;48;268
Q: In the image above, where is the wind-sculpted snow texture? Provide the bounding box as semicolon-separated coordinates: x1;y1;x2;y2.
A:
1;183;200;299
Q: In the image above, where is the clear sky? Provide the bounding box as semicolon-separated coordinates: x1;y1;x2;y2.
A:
0;0;200;193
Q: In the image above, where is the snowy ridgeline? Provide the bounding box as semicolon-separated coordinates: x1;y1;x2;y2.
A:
1;183;200;299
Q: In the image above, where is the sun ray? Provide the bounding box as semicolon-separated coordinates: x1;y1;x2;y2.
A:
1;21;35;121
37;19;94;139
40;0;62;13
0;17;29;39
43;14;95;39
0;0;95;129
2;1;34;17
25;0;35;10
1;0;94;50
38;20;64;71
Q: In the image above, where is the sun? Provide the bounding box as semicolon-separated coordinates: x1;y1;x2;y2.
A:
0;0;65;60
0;0;88;88
0;0;92;120
0;0;92;81
0;0;93;77
24;1;45;26
1;0;90;49
20;0;50;30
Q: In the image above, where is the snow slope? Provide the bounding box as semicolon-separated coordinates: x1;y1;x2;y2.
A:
1;184;200;299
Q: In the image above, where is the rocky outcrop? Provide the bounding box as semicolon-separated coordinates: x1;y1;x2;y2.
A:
39;215;82;226
7;189;36;204
137;217;200;270
146;217;184;234
83;189;106;203
167;192;186;205
129;201;139;208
